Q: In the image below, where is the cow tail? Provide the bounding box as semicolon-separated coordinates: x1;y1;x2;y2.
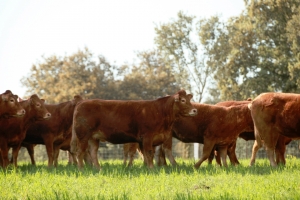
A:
70;122;78;155
247;102;252;110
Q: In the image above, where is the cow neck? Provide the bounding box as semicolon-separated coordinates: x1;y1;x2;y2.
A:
19;100;37;129
47;100;75;126
156;95;176;126
232;104;253;132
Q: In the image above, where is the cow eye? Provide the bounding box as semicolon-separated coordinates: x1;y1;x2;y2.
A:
36;103;41;107
10;99;15;103
181;99;186;103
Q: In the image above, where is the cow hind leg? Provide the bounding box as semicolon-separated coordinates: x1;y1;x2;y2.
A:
194;139;215;169
218;146;228;167
88;139;100;170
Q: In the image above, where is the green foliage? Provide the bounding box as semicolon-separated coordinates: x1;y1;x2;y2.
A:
117;50;180;100
1;159;300;199
199;1;300;101
155;12;213;102
21;48;117;103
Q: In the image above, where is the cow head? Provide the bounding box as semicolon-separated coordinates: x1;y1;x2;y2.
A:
28;94;51;120
0;90;26;118
173;90;197;117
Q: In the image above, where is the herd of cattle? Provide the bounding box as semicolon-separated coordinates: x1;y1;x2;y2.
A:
0;89;299;170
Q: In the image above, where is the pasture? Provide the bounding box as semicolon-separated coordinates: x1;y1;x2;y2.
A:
1;158;300;200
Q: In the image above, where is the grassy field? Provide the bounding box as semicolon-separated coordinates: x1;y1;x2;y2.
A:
1;157;300;200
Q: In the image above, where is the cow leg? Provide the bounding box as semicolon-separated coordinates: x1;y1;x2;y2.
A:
262;129;279;167
76;140;88;170
26;144;36;165
123;148;128;166
162;138;177;166
213;147;222;166
227;142;239;166
194;139;215;169
0;144;10;168
83;149;93;166
218;146;228;167
43;136;54;167
127;144;137;167
11;145;22;168
275;138;286;165
88;139;100;170
142;137;155;169
249;140;260;166
53;146;60;167
154;145;166;166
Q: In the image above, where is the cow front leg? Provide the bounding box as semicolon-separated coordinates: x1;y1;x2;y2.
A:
26;144;36;165
12;145;22;168
0;144;9;168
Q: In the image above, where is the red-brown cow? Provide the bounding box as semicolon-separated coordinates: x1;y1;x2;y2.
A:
156;100;253;167
248;92;298;167
0;90;25;118
70;90;197;170
169;102;253;168
22;95;83;167
0;94;51;168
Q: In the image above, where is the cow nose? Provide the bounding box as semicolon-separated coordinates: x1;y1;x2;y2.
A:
21;109;26;115
44;112;51;119
190;108;197;116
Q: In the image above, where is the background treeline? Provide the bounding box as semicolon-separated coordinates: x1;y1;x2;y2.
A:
17;0;300;162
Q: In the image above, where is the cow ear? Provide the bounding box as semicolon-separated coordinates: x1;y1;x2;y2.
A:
187;94;193;100
1;94;8;102
174;94;179;102
41;99;45;103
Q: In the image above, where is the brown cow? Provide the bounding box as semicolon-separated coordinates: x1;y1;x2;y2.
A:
208;99;292;166
248;92;298;167
70;90;197;170
0;94;51;168
168;102;253;169
0;90;25;118
22;95;83;167
156;100;253;167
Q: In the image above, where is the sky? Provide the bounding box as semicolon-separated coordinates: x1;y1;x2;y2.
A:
0;0;245;98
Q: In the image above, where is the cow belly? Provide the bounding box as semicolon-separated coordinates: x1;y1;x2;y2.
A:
93;130;137;144
152;134;166;146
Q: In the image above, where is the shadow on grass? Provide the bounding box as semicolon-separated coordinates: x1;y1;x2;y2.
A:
0;158;295;177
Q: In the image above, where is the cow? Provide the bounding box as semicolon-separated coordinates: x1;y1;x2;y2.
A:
70;90;197;170
156;100;253;167
248;92;299;167
163;102;253;169
21;95;83;167
0;90;25;118
123;143;143;167
0;94;51;168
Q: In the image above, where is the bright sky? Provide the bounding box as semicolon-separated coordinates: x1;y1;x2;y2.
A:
0;0;245;98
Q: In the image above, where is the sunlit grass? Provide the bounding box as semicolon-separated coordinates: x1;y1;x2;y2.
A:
1;158;300;199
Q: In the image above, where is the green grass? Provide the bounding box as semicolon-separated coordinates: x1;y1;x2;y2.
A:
1;157;300;200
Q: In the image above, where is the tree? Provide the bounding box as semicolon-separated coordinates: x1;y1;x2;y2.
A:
199;0;300;101
117;50;180;100
154;11;213;102
21;48;117;103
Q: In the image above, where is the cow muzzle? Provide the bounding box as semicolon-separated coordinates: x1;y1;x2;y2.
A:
189;108;198;116
44;112;52;119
